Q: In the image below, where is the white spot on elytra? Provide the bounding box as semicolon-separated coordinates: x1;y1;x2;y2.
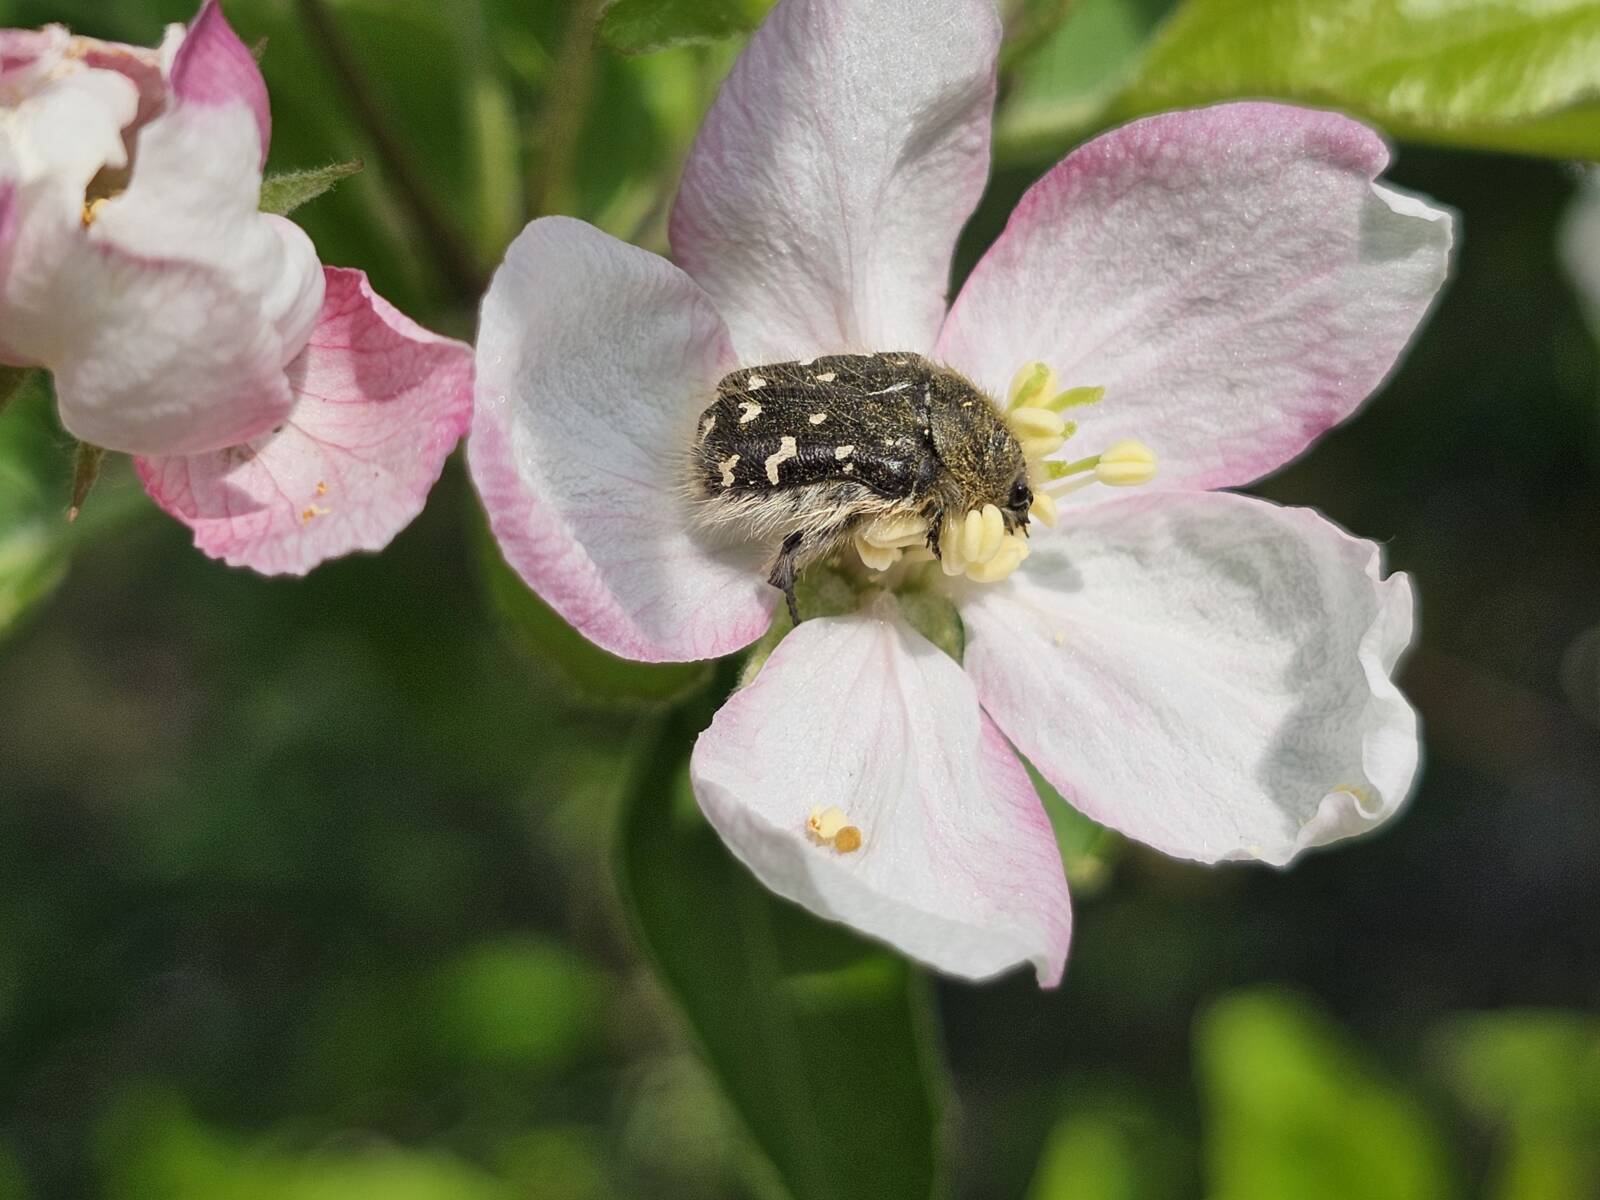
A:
814;371;837;383
835;445;854;460
700;415;716;440
765;436;798;484
746;374;768;390
843;463;855;473
718;454;739;487
808;412;827;425
738;400;762;424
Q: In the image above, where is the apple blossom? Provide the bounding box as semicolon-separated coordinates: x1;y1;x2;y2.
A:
472;0;1453;984
0;1;471;573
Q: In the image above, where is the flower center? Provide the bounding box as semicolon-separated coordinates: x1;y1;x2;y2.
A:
851;361;1157;584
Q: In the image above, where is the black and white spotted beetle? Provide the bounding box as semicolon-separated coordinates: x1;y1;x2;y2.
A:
690;352;1033;623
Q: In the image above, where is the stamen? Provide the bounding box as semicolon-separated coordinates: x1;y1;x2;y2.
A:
938;512;1029;582
806;806;863;854
1029;491;1058;527
1007;362;1058;411
1038;440;1159;496
854;539;901;571
1093;439;1159;487
965;534;1029;583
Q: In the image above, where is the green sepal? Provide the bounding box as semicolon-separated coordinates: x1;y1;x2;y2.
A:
68;441;105;522
1025;759;1123;894
599;0;775;54
259;160;363;217
0;366;32;417
737;565;858;686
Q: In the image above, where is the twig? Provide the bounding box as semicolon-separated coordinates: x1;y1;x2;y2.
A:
295;0;486;303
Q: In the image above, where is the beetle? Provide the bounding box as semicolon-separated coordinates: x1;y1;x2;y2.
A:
689;351;1032;623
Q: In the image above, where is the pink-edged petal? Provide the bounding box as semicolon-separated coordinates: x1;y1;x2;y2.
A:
937;103;1453;495
170;0;271;164
470;216;773;663
89;94;322;357
669;0;1000;363
135;267;471;574
960;491;1418;866
12;233;294;454
692;602;1073;986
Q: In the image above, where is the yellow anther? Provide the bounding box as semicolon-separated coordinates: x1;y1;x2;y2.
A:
939;518;967;575
1019;433;1067;461
854;538;901;571
807;806;863;853
1007;362;1057;411
978;503;1005;562
960;508;986;563
1007;406;1066;440
80;197;107;228
808;805;849;841
965;534;1029;583
1029;490;1058;528
860;514;928;550
1094;439;1158;487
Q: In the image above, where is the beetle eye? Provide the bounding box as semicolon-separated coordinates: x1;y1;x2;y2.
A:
1007;479;1032;511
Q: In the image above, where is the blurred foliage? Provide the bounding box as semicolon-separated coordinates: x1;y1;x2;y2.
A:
1;0;1599;1197
1198;991;1457;1200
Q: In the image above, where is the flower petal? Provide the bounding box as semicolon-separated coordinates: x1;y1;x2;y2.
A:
937;103;1454;494
135;267;471;574
692;603;1073;985
959;491;1418;866
470;216;773;663
89;92;323;358
12;232;295;454
169;0;271;164
669;0;1000;363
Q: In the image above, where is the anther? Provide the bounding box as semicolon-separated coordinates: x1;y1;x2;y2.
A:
1094;439;1158;487
1007;362;1057;411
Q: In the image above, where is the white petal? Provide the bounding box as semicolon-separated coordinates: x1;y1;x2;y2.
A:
469;216;773;663
960;491;1418;866
937;103;1453;496
669;0;1001;362
692;604;1072;985
89;102;323;356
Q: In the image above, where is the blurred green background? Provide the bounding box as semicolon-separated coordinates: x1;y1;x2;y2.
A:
2;1;1598;1197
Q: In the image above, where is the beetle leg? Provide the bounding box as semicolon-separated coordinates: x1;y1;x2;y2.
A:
768;531;805;624
924;503;945;559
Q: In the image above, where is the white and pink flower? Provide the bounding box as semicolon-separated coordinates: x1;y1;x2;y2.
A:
0;1;471;573
472;0;1453;984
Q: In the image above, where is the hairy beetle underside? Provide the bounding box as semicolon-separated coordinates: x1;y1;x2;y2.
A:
689;352;1031;622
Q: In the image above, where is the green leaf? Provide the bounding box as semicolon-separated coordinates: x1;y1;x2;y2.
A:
474;516;712;707
1198;990;1456;1200
258;160;364;217
599;0;774;54
0;374;73;641
996;0;1176;164
1115;0;1600;161
616;686;947;1200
